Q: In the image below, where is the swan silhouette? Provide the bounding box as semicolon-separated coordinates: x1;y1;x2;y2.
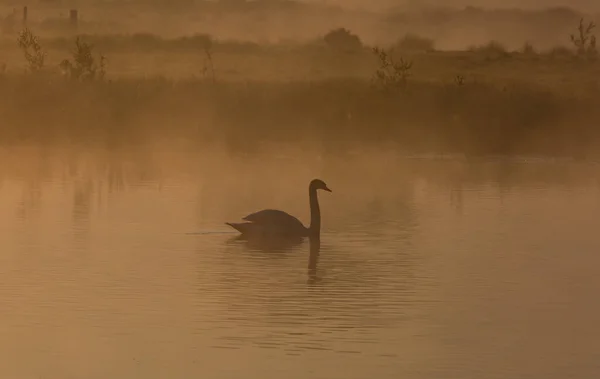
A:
226;179;331;240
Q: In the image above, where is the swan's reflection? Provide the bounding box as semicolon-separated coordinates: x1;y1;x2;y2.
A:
226;233;323;283
226;234;304;253
307;236;320;284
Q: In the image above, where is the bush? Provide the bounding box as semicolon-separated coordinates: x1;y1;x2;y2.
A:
393;34;435;52
60;37;106;81
18;28;46;72
323;28;362;52
570;18;597;60
522;42;535;55
469;41;509;61
371;47;412;93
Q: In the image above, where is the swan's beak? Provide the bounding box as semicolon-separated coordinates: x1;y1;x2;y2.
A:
324;186;332;192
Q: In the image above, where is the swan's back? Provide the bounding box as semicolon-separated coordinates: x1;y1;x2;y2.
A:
243;209;308;236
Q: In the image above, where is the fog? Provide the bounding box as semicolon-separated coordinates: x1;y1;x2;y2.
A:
1;1;598;48
0;1;599;159
1;1;600;377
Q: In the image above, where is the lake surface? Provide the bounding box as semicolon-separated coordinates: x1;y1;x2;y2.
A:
1;145;599;379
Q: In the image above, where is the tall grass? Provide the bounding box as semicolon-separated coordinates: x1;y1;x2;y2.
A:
0;73;597;156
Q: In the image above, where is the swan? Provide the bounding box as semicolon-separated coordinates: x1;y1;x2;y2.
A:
226;179;331;240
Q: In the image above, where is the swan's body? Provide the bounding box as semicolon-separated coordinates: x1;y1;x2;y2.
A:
226;179;331;240
227;209;309;237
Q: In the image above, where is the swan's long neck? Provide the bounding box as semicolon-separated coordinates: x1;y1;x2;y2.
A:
308;186;320;237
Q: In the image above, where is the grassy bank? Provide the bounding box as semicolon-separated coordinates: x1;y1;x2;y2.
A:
2;31;600;86
0;72;597;156
1;24;599;157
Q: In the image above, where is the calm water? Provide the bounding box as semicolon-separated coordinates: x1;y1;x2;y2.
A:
1;145;599;379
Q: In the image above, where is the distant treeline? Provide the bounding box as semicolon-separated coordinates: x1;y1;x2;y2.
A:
0;3;597;49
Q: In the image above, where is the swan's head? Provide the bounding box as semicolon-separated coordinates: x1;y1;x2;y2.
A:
310;179;332;192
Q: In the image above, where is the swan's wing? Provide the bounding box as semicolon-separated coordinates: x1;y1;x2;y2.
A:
242;209;307;234
243;209;295;223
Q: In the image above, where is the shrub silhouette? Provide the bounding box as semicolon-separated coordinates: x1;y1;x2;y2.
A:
570;18;597;60
60;37;106;81
371;47;412;92
469;41;509;61
394;34;434;52
18;28;45;72
323;28;362;52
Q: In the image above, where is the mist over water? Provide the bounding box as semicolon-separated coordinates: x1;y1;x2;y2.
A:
1;144;599;378
1;0;600;376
